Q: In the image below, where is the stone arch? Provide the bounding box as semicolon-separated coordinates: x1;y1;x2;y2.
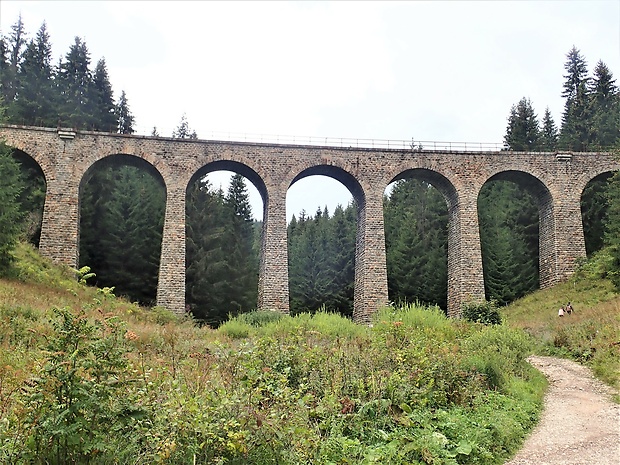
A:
478;170;554;293
0;126;56;183
80;153;167;192
184;159;267;323
7;147;49;185
386;168;463;314
78;154;167;304
573;160;620;196
290;164;364;206
79;152;167;192
286;164;363;318
389;168;459;210
187;159;267;213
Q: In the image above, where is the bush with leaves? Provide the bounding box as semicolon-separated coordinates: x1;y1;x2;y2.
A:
5;307;147;464
462;300;503;325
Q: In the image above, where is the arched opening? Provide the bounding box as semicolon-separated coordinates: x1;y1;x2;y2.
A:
581;172;614;257
186;161;265;327
10;149;46;247
383;169;450;311
79;155;166;305
478;171;544;305
287;170;357;317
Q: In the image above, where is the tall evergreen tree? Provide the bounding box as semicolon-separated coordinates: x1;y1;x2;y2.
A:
0;37;11;104
4;14;27;104
223;174;259;316
581;174;612;256
478;181;538;304
504;98;541;151
80;164;165;304
56;37;93;128
186;179;230;324
559;47;592;150
384;179;448;309
540;107;558;151
115;90;135;134
8;22;56;126
289;207;333;314
590;60;620;148
324;204;356;315
604;169;620;290
91;58;116;131
0;141;25;271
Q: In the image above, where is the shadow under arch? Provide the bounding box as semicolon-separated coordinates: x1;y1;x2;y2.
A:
78;154;167;305
287;165;363;317
385;168;457;312
478;170;553;302
10;148;47;247
581;171;614;257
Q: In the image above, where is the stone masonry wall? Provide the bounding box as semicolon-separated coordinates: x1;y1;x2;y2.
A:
1;125;617;322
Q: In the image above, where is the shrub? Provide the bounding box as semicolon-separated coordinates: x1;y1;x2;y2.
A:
5;307;146;464
462;300;503;325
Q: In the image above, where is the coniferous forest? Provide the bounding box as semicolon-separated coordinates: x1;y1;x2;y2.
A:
1;17;620;325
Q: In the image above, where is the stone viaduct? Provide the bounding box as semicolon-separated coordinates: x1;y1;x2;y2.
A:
1;124;618;322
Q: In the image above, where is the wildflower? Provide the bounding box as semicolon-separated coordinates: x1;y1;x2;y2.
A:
124;330;139;341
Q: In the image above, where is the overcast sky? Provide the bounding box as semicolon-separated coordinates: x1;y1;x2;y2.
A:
2;1;619;220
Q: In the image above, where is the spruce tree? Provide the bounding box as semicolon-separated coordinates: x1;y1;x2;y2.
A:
384;179;448;309
9;22;56;126
186;179;230;324
478;181;538;304
605;169;620;290
91;58;116;131
223;174;258;316
504;98;541;151
560;47;592;150
115;90;135;134
4;14;27;105
0;141;25;271
80;165;165;304
590;60;620;148
56;37;94;128
581;175;612;256
540;107;559;151
0;37;11;104
172;114;197;139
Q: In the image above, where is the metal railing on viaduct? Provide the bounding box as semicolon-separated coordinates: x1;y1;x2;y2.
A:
1;124;618;323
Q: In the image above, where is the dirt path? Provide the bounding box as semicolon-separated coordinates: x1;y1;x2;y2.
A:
505;355;619;465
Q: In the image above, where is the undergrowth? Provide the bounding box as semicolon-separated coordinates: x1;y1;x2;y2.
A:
0;243;550;464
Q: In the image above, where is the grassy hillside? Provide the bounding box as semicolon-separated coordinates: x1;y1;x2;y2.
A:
1;242;617;464
501;249;620;392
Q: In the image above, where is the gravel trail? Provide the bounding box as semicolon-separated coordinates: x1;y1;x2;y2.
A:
505;355;619;465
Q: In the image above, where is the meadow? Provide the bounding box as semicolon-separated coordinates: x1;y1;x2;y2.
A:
1;243;617;464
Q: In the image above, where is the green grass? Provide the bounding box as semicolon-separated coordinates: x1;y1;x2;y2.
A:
501;249;620;392
0;242;581;464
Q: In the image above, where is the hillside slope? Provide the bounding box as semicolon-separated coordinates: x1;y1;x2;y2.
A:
501;252;620;391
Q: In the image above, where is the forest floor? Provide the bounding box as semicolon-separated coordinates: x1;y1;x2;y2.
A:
505;355;619;465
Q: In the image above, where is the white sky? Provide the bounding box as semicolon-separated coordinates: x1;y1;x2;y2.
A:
2;1;619;221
